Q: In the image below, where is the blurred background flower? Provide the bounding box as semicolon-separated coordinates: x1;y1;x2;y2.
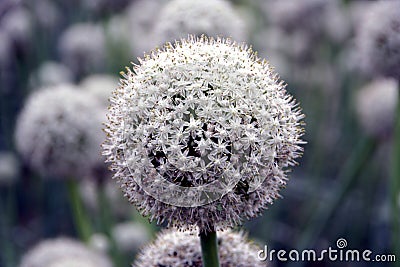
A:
0;0;399;266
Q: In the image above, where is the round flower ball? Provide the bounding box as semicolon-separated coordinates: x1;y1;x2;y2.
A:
112;221;150;253
58;23;106;77
80;74;118;107
355;78;398;138
15;84;104;178
29;61;73;89
134;229;266;267
103;36;304;232
152;0;247;46
355;0;400;79
19;237;113;267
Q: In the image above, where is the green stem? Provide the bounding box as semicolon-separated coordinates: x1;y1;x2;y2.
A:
67;180;92;242
391;84;400;261
200;229;220;267
97;183;124;267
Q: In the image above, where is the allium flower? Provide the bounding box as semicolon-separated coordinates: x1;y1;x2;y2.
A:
58;23;106;77
0;6;33;51
124;0;168;57
29;0;61;32
112;222;150;252
29;61;74;89
79;179;132;217
134;229;266;267
103;36;304;231
263;0;329;35
0;31;12;67
355;78;398;138
152;0;247;45
89;233;110;253
355;0;400;79
0;151;19;185
15;84;104;178
80;74;118;107
19;237;113;267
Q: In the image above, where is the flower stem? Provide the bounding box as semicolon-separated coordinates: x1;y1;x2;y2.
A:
200;229;220;267
67;180;91;242
97;183;124;267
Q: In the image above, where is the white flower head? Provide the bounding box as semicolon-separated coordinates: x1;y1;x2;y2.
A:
124;0;169;57
15;84;104;178
80;74;118;107
153;0;247;45
19;237;112;267
103;36;304;231
58;23;106;77
355;78;399;138
0;151;19;185
134;228;266;267
1;6;33;50
89;233;110;254
79;179;132;217
264;0;329;34
0;30;12;67
355;0;400;79
29;61;74;89
112;222;150;252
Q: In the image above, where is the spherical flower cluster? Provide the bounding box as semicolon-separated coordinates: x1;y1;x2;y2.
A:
355;0;400;79
125;0;168;57
0;31;12;67
260;0;349;58
19;237;113;267
0;6;33;51
263;0;329;34
58;23;106;77
134;229;266;267
80;74;118;107
0;151;19;185
15;84;104;178
29;61;73;89
355;78;398;138
153;0;247;46
79;179;132;217
103;36;304;231
112;221;150;252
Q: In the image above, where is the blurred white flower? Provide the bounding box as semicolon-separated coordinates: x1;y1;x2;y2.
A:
29;0;61;32
0;151;19;185
58;23;106;77
80;74;118;107
355;0;400;79
103;36;304;232
19;237;113;267
29;61;74;89
134;229;266;267
15;84;104;178
153;0;247;46
1;6;33;50
89;233;110;254
79;178;133;218
263;0;327;33
112;222;150;252
0;30;12;71
355;78;399;138
125;0;168;57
